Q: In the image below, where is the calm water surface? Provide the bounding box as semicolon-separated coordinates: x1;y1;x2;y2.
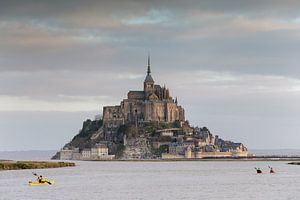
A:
0;161;299;200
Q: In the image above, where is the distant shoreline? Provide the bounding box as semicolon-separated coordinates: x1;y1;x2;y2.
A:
73;156;300;162
288;162;300;165
1;158;300;165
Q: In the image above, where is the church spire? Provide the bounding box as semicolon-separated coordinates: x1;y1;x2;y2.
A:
147;54;151;75
144;54;154;94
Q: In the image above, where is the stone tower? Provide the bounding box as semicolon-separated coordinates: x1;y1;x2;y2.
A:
144;55;155;99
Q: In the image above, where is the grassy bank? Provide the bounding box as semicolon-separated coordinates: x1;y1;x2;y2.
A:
0;161;75;170
288;162;300;165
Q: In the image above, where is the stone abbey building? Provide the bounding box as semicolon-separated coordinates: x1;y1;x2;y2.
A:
54;56;249;160
103;56;185;139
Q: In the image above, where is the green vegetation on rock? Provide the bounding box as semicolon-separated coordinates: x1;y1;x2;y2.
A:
151;144;169;156
115;143;126;158
75;119;103;138
65;119;104;149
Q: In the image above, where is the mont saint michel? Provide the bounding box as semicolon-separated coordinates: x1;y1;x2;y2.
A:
53;57;249;160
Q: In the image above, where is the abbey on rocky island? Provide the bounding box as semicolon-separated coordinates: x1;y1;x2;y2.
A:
53;56;250;160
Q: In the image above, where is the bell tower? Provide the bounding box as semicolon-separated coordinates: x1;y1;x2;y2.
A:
144;55;155;97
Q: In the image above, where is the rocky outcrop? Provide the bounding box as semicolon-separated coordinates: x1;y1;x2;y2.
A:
121;136;154;159
64;119;104;150
53;118;248;160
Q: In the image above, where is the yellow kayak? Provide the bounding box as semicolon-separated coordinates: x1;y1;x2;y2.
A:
28;181;55;186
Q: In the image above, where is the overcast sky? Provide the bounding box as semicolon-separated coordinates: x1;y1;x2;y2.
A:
1;0;300;151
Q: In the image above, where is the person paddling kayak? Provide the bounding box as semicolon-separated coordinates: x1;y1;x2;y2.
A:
269;166;275;173
29;172;53;185
255;167;262;174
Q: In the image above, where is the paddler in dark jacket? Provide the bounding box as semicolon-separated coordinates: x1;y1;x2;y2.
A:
37;175;46;183
255;168;262;174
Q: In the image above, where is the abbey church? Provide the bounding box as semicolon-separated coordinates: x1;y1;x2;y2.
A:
103;56;185;139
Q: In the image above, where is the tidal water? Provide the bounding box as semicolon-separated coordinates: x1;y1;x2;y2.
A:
1;160;300;200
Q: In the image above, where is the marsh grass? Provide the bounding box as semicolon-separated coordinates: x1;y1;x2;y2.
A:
0;161;75;170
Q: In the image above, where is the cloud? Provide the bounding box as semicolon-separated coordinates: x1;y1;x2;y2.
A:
1;0;300;78
122;9;173;25
0;95;114;112
0;70;144;97
178;14;300;40
155;70;300;103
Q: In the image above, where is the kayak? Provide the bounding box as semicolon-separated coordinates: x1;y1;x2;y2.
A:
28;181;55;186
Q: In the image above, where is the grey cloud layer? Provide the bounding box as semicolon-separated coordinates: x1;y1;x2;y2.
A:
1;0;300;77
